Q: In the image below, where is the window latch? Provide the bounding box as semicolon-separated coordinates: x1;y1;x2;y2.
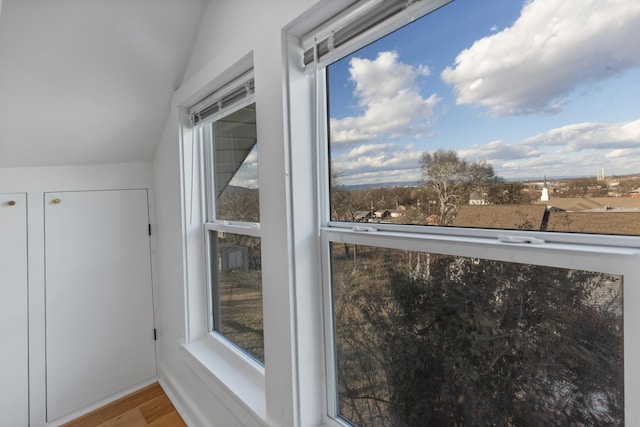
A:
352;226;378;232
498;235;545;245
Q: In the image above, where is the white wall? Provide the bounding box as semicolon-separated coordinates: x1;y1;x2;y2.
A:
152;1;325;426
0;163;153;193
0;162;155;427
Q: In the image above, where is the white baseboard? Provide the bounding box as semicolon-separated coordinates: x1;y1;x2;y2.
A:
43;377;158;427
157;362;210;427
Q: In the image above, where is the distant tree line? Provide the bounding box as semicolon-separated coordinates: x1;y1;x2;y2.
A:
332;149;538;226
331;149;639;227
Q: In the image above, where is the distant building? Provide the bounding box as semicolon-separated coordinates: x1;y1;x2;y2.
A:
218;243;249;272
626;188;640;198
453;205;547;230
469;190;490;205
541;176;549;202
353;211;372;222
374;209;404;219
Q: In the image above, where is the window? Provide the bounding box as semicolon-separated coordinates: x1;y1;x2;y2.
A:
330;242;624;426
323;0;640;235
301;0;640;425
194;74;264;363
209;229;263;362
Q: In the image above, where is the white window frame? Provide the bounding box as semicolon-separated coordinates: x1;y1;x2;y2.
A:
320;228;640;426
176;54;268;424
286;1;640;425
200;96;263;350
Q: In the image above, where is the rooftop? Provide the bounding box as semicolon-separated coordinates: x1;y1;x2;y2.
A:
453;203;640;235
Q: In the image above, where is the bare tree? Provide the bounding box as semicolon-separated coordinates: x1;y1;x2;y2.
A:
330;167;370;222
486;180;533;205
420;149;498;225
217;187;260;222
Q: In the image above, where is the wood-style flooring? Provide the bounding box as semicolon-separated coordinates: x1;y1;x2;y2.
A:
61;383;186;427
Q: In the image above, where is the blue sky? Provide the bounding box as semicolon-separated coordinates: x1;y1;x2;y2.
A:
327;0;640;186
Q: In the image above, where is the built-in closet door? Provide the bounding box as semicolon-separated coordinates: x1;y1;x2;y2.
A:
44;189;156;421
0;193;29;427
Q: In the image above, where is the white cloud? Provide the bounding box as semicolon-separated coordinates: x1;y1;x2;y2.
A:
441;0;640;115
332;142;422;186
340;169;423;187
228;147;258;189
341;143;399;162
606;148;636;159
501;154;567;172
458;139;541;163
498;150;640;179
332;116;640;184
524;118;640;153
330;51;441;146
451;117;640;179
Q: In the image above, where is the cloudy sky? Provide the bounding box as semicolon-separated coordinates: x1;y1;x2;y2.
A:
228;146;258;189
328;0;640;186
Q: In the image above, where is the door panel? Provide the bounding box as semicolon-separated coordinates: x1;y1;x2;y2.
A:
0;193;29;427
44;189;156;421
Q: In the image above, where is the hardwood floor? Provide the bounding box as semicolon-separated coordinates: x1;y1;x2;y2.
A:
62;383;186;427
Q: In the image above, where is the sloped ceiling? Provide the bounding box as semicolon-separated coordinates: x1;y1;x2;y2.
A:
0;0;207;167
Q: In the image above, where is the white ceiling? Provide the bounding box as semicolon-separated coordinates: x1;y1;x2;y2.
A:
0;0;207;167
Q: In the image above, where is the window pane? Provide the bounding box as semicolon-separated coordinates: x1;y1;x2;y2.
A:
214;103;259;223
331;243;623;426
212;231;264;362
327;0;640;235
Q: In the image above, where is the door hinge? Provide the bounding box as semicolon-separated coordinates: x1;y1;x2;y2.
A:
153;328;157;341
148;224;152;236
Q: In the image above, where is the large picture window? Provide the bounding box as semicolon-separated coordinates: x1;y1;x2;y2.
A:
304;0;640;425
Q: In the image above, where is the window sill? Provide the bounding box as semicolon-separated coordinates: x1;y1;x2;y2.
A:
181;334;267;425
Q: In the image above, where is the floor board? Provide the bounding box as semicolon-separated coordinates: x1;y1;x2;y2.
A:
62;383;186;427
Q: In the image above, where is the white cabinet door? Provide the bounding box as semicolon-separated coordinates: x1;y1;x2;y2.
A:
44;189;156;421
0;193;29;427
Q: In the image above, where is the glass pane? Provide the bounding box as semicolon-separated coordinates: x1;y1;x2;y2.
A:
327;0;640;235
331;243;623;426
214;103;260;222
213;232;264;362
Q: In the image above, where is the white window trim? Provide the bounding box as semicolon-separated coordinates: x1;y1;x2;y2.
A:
181;335;267;425
285;0;640;424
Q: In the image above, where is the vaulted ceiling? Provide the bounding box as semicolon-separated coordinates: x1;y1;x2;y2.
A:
0;0;207;167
